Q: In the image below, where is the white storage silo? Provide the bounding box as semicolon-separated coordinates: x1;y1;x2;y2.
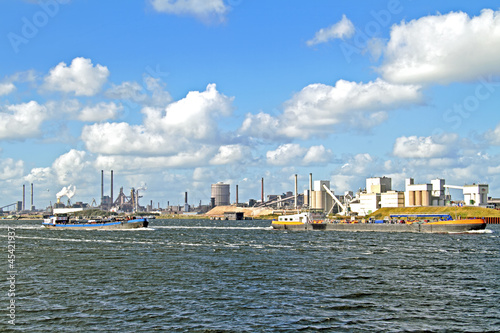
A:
211;182;230;206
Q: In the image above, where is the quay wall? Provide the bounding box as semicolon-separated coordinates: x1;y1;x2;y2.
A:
484;217;500;224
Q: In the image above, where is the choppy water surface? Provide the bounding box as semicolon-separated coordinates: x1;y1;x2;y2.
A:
1;219;499;332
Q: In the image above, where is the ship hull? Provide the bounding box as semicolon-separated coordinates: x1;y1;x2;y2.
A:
272;219;486;233
42;219;148;230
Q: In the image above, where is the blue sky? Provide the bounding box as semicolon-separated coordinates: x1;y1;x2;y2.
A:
2;0;500;209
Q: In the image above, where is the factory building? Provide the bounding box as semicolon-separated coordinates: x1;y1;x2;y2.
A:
350;177;404;215
443;183;489;207
366;177;391;194
405;178;447;207
380;191;405;208
265;192;302;209
307;180;334;213
463;184;489;206
211;182;230;206
358;192;380;214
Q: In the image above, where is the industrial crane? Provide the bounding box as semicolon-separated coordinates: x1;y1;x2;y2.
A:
322;184;349;216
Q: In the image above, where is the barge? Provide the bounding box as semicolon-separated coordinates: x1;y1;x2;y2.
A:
271;213;486;233
42;214;149;230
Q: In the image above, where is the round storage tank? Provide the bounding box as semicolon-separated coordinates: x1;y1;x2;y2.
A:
211;182;230;206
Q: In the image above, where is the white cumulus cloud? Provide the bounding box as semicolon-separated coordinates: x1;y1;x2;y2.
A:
331;153;381;193
52;149;92;184
378;9;500;84
78;102;122;122
43;57;109;96
267;144;307;166
302;145;333;165
82;122;171;155
25;167;52;183
151;0;228;22
95;148;215;171
0;101;48;140
144;83;234;141
242;79;422;139
240;112;282;141
484;122;500;146
106;81;145;101
393;134;458;158
0;158;24;180
210;144;251;165
83;84;234;160
0;82;15;96
105;76;172;107
307;14;355;46
266;144;333;166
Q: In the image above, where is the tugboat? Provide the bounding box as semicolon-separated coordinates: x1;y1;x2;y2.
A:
271;213;486;233
42;214;149;230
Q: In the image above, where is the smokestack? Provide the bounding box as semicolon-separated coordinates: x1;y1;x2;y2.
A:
261;178;264;203
236;184;239;206
295;174;298;209
22;184;25;211
309;173;313;208
111;170;114;206
101;170;104;207
184;192;189;213
31;183;34;210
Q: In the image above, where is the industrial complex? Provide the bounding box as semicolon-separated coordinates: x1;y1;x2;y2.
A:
1;169;498;218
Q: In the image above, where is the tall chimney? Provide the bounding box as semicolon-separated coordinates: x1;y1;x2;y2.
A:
31;183;34;210
261;178;264;203
111;170;114;206
185;192;188;204
236;184;239;206
309;173;313;208
295;174;298;209
22;184;25;211
101;170;104;207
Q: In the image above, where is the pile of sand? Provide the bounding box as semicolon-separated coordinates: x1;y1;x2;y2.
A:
205;206;274;217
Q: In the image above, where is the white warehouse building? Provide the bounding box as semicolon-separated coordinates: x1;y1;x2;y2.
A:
463;184;489;206
444;183;489;206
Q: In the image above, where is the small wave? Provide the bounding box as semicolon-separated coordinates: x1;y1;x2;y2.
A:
12;235;164;245
448;229;493;234
469;229;493;234
0;225;41;230
95;227;156;232
152;226;271;230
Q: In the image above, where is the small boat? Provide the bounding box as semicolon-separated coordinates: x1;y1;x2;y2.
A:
42;214;149;230
271;212;487;233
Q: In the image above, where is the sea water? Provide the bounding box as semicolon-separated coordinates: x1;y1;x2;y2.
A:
1;219;499;332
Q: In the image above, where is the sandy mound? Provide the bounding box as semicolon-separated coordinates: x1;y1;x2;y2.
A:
205;206;274;217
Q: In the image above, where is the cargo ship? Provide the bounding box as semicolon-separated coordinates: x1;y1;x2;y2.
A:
42;214;149;230
271;213;487;233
